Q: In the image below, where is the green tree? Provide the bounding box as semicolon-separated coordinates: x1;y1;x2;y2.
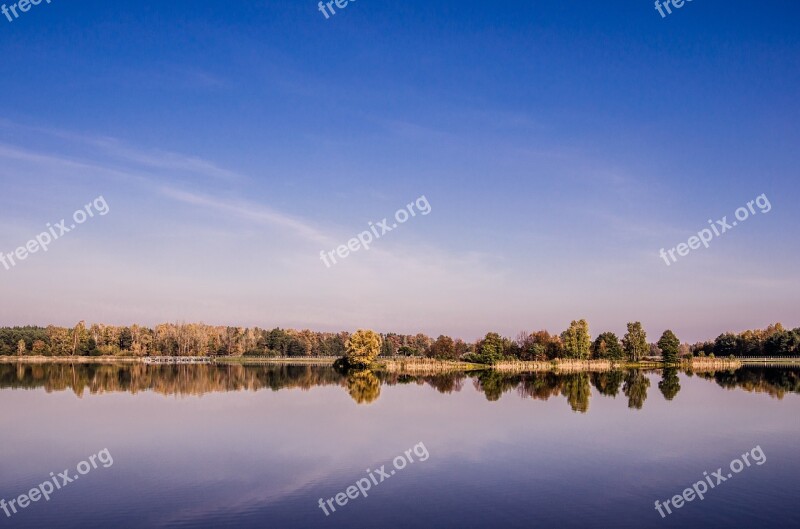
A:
119;327;133;351
476;332;506;364
344;329;382;366
561;319;591;359
657;330;681;364
714;333;738;357
622;322;648;361
592;332;623;360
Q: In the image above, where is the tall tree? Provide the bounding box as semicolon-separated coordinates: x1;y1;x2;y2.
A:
560;319;591;359
622;322;648;361
71;321;89;356
657;330;681;364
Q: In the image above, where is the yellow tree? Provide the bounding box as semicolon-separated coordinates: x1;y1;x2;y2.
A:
345;329;382;366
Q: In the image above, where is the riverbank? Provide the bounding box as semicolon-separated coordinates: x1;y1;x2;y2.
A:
2;355;797;371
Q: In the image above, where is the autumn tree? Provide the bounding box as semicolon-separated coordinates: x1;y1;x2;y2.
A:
622;322;648;361
428;335;456;360
32;340;47;355
345;329;382;366
454;338;470;358
71;321;89;356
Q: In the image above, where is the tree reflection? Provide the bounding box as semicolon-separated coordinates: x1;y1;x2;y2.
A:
623;370;650;410
0;363;796;410
658;368;681;401
590;371;625;397
561;373;591;413
345;369;381;404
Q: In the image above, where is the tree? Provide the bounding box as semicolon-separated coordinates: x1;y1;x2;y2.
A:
119;327;133;351
714;333;738;357
16;340;26;356
32;340;47;355
475;332;506;364
657;330;681;364
592;332;623;360
560;319;591;359
71;321;89;356
344;329;382;366
622;322;648;361
518;331;561;361
454;339;470;358
428;335;456;360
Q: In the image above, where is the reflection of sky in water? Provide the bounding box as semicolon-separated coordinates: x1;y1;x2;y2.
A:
0;368;798;528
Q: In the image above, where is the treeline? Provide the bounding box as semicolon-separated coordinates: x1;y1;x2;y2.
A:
690;323;800;358
1;320;798;360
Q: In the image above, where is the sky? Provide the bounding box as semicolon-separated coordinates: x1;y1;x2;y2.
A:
0;0;798;343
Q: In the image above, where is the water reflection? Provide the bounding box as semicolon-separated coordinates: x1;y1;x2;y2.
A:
0;363;797;411
345;369;381;404
658;368;681;400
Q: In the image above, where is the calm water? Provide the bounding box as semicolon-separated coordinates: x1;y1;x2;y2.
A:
0;363;798;528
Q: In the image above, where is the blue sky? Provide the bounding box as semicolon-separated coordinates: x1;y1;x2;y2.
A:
0;0;798;342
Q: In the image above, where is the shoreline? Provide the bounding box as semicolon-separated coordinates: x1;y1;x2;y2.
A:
2;356;797;372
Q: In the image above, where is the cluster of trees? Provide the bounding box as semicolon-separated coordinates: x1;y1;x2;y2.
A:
463;321;672;365
0;324;421;359
691;323;800;358
3;321;798;363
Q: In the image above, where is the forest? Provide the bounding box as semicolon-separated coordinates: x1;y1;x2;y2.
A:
0;320;798;361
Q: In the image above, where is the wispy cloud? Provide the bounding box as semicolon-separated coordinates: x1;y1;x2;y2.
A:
158;186;334;246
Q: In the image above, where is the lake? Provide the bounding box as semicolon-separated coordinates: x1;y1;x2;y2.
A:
0;363;798;528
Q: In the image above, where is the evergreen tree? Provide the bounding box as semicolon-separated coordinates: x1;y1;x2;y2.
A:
657;330;681;364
